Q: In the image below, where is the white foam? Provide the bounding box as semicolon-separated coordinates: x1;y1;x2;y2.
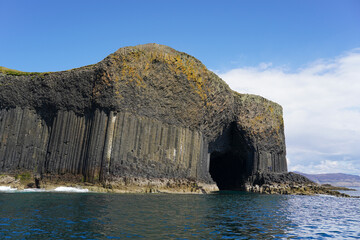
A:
53;186;89;193
0;186;90;193
317;194;337;198
22;188;46;192
0;186;17;191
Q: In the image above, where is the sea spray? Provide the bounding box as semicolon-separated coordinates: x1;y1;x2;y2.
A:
0;186;17;191
53;186;89;193
0;186;89;193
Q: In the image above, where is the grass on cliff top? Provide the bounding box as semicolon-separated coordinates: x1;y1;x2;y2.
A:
1;64;97;76
0;66;42;76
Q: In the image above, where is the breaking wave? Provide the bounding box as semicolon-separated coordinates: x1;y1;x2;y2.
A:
0;186;89;193
0;186;17;191
53;187;89;192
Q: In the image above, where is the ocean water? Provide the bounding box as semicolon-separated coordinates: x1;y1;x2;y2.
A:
0;188;359;239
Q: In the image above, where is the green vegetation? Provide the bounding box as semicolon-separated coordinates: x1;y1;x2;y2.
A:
15;172;32;183
0;63;96;77
0;66;42;76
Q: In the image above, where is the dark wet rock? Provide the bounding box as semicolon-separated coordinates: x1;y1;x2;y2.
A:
244;171;350;197
250;171;314;186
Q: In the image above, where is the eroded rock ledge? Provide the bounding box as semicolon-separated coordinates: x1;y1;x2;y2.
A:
245;172;350;197
1;43;291;193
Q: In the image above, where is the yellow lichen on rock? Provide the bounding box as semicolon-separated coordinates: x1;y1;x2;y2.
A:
107;46;210;101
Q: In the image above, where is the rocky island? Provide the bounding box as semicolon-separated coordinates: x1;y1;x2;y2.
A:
0;44;347;196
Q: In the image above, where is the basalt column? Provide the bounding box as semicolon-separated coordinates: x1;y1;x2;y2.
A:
0;107;49;174
0;43;288;192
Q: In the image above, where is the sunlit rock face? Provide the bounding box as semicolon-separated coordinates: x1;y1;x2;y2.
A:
0;44;287;192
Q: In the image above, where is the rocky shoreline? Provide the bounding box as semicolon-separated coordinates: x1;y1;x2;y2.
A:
0;174;218;194
0;172;355;197
244;171;352;197
245;182;351;197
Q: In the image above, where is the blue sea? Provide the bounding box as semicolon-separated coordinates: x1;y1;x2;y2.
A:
0;187;359;239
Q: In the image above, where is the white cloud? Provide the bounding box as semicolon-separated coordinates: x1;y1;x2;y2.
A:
218;49;360;175
291;160;358;175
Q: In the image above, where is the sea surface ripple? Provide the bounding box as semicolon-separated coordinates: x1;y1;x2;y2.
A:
0;189;359;239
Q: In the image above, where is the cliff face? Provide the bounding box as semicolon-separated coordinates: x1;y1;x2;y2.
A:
0;44;287;192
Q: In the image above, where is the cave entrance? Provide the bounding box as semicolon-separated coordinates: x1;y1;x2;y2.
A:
208;122;250;190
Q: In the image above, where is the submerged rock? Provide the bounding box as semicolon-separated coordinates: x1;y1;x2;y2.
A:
0;44;288;193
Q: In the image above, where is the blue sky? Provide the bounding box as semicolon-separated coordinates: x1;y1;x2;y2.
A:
1;0;360;175
1;0;359;72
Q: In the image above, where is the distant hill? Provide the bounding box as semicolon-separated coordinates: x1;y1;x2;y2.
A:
294;172;360;187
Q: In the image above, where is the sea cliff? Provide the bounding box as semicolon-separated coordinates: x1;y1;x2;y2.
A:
0;43;290;193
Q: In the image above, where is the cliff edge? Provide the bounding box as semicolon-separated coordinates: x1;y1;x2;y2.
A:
0;44;288;193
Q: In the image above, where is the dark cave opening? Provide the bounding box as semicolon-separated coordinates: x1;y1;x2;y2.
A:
209;151;245;190
208;122;250;190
